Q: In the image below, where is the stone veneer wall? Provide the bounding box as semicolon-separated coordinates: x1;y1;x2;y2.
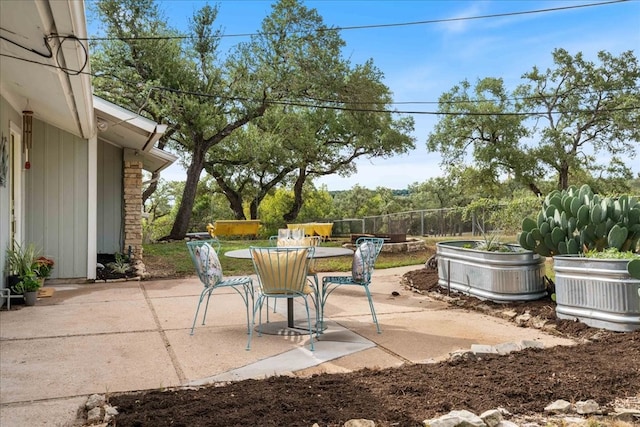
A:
123;153;143;261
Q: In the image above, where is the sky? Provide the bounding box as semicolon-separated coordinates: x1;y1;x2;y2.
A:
88;0;640;191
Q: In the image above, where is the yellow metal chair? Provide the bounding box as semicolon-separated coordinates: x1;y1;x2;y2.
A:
250;246;317;350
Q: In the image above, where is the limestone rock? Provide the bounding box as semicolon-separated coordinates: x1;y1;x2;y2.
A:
85;394;106;410
575;399;600;415
424;409;485;427
344;419;375;427
544;399;572;414
86;406;103;423
479;408;503;427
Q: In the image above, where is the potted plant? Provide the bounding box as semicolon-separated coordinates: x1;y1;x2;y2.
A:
6;241;47;304
436;198;547;302
518;184;640;332
34;256;55;283
13;272;41;306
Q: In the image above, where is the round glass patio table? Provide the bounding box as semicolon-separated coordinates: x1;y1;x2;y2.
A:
225;246;353;335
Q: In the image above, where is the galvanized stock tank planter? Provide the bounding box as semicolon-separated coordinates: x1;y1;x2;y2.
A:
553;255;640;332
436;240;546;302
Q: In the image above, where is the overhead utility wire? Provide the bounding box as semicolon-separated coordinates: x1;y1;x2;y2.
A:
85;0;626;41
2;52;638;116
154;85;638;116
3;52;638;116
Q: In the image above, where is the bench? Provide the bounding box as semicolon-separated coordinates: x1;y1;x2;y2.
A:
207;220;261;238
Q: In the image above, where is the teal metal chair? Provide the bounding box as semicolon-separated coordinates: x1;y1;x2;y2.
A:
320;237;385;333
250;246;317;350
186;239;254;350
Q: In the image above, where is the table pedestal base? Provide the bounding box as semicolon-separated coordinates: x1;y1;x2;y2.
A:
254;321;327;336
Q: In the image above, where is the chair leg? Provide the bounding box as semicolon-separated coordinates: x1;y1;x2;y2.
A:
200;288;215;326
255;295;265;337
190;289;209;335
308;275;322;335
245;286;254;351
303;298;314;351
363;285;381;333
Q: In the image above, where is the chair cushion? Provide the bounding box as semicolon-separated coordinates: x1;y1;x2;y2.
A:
352;241;375;282
252;248;312;295
196;242;223;285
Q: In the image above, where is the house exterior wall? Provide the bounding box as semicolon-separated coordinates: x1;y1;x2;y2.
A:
0;96;21;294
25;118;88;279
97;139;123;255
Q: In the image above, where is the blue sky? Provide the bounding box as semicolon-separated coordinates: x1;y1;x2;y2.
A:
88;0;640;190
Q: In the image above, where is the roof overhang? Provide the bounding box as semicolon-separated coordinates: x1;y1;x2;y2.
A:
0;0;94;138
94;95;177;173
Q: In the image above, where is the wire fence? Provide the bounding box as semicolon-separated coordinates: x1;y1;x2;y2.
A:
331;208;486;237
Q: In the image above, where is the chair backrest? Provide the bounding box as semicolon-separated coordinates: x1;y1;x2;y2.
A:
250;246;315;296
355;237;385;258
186;239;223;287
351;238;383;284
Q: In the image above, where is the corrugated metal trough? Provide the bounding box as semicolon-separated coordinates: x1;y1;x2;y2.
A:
436;240;546;302
553;255;640;332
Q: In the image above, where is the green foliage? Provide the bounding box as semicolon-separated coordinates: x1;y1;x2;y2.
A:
91;0;414;238
428;49;640;195
7;241;40;278
107;253;131;274
518;184;640;259
14;272;41;293
516;49;640;190
627;258;640;279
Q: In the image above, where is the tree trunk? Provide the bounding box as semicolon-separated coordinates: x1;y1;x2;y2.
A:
142;171;160;205
558;161;570;190
283;168;307;222
166;147;206;240
527;182;543;197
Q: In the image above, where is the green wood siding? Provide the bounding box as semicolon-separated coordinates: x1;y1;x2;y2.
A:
97;140;123;254
26;119;88;279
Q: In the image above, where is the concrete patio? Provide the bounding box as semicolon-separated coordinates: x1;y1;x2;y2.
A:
0;266;574;426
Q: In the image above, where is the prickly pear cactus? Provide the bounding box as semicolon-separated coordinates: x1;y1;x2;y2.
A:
517;184;640;257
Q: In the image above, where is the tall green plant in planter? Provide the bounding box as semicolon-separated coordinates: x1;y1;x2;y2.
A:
517;184;640;276
517;184;640;331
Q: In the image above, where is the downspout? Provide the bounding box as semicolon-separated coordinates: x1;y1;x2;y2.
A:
87;133;97;280
141;124;168;152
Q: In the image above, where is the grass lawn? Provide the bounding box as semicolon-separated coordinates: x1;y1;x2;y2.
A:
142;234;524;279
142;237;435;278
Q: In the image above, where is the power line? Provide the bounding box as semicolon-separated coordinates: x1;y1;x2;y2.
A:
3;52;638;116
85;0;627;42
4;51;638;115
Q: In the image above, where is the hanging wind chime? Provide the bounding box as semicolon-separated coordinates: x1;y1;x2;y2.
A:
22;110;33;169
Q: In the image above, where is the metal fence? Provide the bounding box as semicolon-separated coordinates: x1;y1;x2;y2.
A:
331;208;482;237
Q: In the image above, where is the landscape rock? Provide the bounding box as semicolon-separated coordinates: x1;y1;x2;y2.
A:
470;344;498;355
514;313;531;326
575;399;600;414
494;342;522;355
86;406;102;423
424;409;485;427
479;408;502;426
85;393;105;410
544;399;572;414
612;408;640;422
343;419;375;427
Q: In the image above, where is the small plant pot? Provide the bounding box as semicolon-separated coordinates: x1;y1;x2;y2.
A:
23;291;38;306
